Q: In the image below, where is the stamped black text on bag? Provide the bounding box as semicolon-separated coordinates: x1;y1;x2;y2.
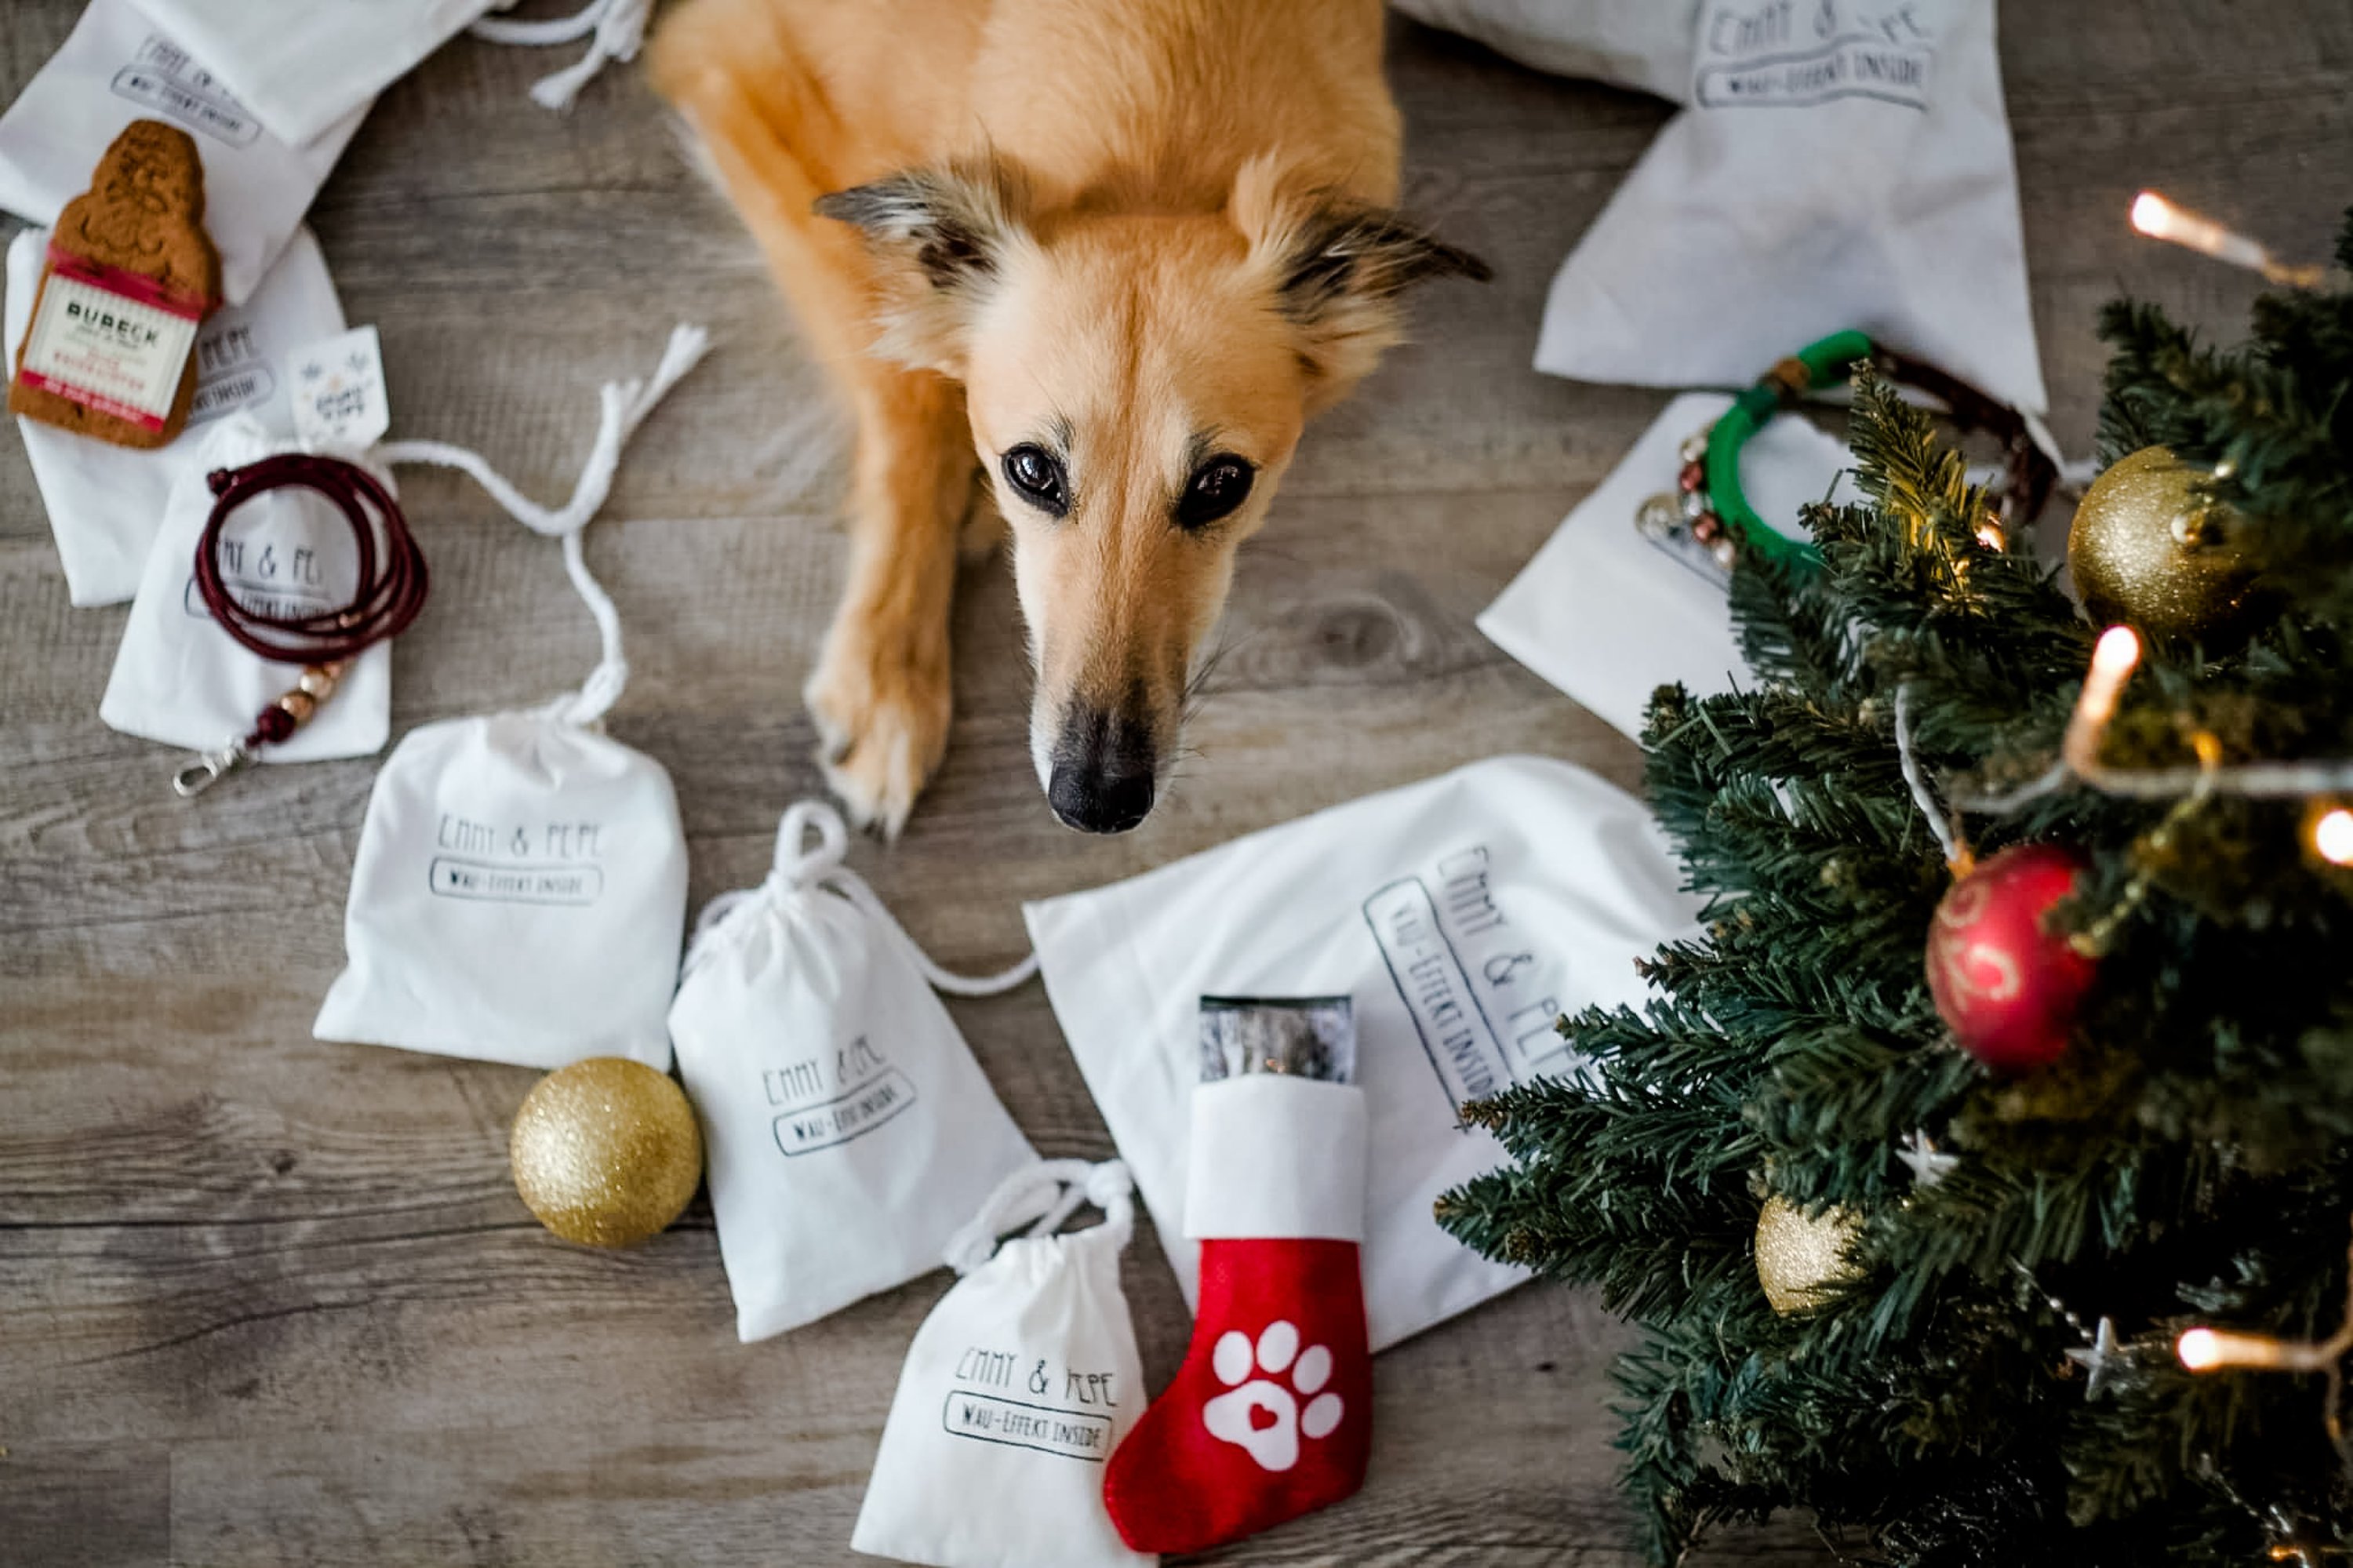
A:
1694;1;1940;113
766;1035;918;1156
937;1392;1115;1462
940;1346;1122;1464
179;529;340;623
1363;844;1585;1118
425;813;610;908
188;319;277;424
111;35;263;147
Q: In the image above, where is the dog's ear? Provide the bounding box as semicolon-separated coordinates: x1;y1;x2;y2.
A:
815;160;1031;373
1231;156;1490;407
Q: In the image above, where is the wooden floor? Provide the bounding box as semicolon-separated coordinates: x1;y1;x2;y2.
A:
5;3;2350;1563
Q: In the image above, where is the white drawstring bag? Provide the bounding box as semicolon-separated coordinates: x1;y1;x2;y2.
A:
6;224;345;607
0;0;365;306
1390;0;1696;100
1478;391;1857;742
1533;0;2046;417
311;327;707;1069
670;800;1040;1344
853;1159;1153;1568
1024;755;1704;1352
125;0;650;146
99;413;397;763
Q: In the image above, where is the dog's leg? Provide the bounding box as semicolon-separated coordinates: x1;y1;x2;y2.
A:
805;366;973;836
652;5;975;835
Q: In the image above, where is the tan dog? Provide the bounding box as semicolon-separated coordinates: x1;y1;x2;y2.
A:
650;0;1485;835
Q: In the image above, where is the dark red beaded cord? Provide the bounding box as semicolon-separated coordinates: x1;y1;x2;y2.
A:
174;454;429;794
196;453;427;665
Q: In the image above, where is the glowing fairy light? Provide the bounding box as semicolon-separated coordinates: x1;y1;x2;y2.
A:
2177;1326;2303;1372
2062;627;2141;775
2177;1217;2353;1450
2315;809;2353;867
2131;191;2326;288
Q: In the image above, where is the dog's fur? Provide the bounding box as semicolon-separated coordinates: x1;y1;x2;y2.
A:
650;0;1485;835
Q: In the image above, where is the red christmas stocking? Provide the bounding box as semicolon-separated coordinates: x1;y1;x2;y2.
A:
1104;1075;1370;1553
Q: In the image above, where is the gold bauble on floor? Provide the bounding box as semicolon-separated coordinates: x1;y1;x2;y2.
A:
1755;1194;1864;1315
510;1057;702;1247
2067;446;2254;642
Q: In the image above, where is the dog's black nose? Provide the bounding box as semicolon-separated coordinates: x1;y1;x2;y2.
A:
1048;707;1156;835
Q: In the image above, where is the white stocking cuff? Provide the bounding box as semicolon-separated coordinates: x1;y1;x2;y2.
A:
1181;1075;1366;1242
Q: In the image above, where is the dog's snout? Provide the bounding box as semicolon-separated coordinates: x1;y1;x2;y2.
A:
1047;706;1158;835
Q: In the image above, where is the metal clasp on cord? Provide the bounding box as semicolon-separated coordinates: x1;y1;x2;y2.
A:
172;738;253;799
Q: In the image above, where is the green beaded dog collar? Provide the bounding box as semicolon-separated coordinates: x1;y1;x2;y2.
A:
1639;332;2058;573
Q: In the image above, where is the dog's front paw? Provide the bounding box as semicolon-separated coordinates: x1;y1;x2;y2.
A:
805;626;951;839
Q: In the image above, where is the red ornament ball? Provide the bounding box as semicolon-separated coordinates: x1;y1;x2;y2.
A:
1925;843;2097;1074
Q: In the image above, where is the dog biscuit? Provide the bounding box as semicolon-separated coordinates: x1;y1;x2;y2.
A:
10;118;221;449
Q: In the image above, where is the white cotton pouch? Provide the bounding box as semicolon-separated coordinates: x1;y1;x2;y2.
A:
853;1159;1153;1568
1534;0;2046;417
125;0;649;143
1390;0;1697;100
1478;391;1857;741
314;325;710;1068
313;704;688;1069
99;415;393;762
0;0;366;306
120;0;500;147
5;225;344;607
1024;755;1703;1351
671;802;1041;1344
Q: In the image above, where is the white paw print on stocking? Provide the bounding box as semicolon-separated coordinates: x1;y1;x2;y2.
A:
1200;1320;1343;1472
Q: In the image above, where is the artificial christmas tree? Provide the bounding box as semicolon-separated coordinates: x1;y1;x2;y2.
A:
1439;210;2353;1564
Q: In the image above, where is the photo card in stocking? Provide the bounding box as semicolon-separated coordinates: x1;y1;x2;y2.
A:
669;801;1039;1343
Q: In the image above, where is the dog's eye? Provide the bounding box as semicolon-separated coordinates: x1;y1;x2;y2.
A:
1176;455;1254;529
1002;444;1069;518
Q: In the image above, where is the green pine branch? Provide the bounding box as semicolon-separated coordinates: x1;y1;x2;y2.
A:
1442;213;2353;1563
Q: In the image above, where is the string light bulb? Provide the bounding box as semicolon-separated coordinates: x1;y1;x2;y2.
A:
2311;806;2353;867
2177;1326;2300;1372
2175;1217;2353;1453
2038;628;2353;802
2130;191;2327;288
2062;626;2142;774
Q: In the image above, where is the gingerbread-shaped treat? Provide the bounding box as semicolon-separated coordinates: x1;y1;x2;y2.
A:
10;119;221;449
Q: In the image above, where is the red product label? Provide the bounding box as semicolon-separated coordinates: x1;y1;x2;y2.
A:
15;246;209;431
45;244;209;318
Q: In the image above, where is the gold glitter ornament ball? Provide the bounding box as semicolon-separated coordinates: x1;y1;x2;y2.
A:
2067;446;2254;642
1755;1195;1863;1315
510;1057;702;1247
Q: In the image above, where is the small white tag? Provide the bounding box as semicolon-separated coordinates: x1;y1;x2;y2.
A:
288;324;390;454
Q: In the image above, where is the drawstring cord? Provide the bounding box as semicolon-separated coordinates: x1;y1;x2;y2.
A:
685;799;1042;995
379;323;708;726
472;0;653;112
943;1159;1134;1276
169;326;704;795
